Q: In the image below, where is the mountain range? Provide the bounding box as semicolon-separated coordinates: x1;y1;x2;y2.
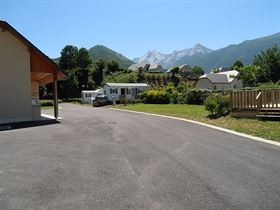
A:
133;43;213;68
133;32;280;71
59;32;280;72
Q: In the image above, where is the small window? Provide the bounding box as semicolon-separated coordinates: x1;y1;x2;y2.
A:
104;90;106;95
110;88;112;94
115;89;118;94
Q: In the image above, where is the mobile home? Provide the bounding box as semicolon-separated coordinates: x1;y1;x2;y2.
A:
103;83;148;101
81;89;103;104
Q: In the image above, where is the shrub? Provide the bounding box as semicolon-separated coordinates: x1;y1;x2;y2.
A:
164;84;179;104
40;99;62;106
141;89;169;104
205;94;230;117
256;82;280;90
62;98;81;103
120;97;129;105
185;89;213;105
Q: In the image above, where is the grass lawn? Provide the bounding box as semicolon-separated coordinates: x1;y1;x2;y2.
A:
111;104;280;142
41;106;53;109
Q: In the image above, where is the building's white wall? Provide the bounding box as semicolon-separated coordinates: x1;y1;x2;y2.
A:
196;78;243;90
104;85;147;101
0;30;32;123
195;78;214;89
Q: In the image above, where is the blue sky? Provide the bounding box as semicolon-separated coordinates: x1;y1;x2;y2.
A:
1;0;279;59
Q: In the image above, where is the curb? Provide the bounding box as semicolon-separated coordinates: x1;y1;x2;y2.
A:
108;108;280;147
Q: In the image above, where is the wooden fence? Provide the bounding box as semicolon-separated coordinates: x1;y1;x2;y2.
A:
230;89;280;117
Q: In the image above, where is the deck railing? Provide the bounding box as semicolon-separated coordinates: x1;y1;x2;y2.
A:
230;89;280;114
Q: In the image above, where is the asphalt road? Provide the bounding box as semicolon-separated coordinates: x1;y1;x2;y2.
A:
0;103;280;210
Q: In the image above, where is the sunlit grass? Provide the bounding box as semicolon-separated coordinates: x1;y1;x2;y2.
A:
111;104;280;142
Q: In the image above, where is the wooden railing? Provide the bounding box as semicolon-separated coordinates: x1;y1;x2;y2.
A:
230;90;259;110
230;89;280;113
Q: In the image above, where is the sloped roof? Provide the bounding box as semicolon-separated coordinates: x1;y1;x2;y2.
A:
200;70;239;84
128;62;150;71
105;83;148;87
149;63;161;69
0;20;66;84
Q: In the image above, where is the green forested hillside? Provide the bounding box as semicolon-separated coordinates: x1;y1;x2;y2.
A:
88;45;134;68
174;32;280;72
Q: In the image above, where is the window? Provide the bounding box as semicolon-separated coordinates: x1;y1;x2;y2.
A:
104;90;106;95
115;89;118;94
110;88;112;94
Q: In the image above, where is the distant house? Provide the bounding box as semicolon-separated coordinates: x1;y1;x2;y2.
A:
195;70;242;90
166;64;192;74
128;62;150;71
103;83;148;101
148;63;165;73
0;21;65;124
128;62;165;73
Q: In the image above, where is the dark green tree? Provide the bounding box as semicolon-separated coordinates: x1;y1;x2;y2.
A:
170;66;180;77
192;66;204;79
92;59;106;86
77;48;92;68
170;67;180;86
231;60;244;70
106;60;120;75
59;45;79;70
137;67;145;83
76;48;92;90
237;65;259;88
253;45;280;83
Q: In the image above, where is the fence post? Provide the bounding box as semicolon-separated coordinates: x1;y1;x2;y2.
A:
257;91;262;114
230;91;233;111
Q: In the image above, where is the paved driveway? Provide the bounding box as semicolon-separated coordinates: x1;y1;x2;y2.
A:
0;103;280;210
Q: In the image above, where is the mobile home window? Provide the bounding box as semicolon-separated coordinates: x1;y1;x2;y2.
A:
110;88;112;94
115;89;118;94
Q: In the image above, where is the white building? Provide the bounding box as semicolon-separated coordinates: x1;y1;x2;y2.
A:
0;21;65;124
81;89;103;104
195;70;242;90
103;83;148;101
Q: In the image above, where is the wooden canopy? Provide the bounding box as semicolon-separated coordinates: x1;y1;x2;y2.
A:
0;21;66;85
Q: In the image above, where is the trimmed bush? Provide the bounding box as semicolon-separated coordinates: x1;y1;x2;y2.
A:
185;89;213;105
205;94;230;117
141;89;169;104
